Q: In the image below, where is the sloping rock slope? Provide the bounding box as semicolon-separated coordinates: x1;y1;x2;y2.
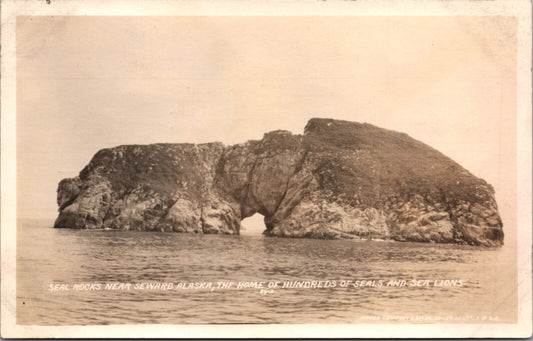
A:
54;118;503;246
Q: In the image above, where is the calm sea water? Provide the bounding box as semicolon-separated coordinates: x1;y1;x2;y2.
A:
17;219;517;325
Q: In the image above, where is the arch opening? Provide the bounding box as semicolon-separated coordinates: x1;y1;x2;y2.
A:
239;213;266;236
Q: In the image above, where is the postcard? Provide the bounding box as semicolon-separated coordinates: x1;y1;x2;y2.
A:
1;0;531;338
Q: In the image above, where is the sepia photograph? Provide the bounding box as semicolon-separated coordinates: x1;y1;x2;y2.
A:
1;0;531;338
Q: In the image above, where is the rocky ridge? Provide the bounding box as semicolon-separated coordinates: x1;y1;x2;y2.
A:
54;118;504;246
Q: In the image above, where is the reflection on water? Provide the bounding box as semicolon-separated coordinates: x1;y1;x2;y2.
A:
17;219;517;325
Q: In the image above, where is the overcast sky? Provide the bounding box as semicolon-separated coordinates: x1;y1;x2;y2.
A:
16;16;517;241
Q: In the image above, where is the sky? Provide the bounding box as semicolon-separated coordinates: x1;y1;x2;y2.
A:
16;16;517;242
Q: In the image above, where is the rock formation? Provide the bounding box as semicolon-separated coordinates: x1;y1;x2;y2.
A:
54;118;504;246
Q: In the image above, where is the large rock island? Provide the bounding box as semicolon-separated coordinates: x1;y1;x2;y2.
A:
54;118;503;246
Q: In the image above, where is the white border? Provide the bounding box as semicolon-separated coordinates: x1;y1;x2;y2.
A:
1;0;531;338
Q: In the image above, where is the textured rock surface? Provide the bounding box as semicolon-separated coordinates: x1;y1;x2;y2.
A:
55;118;504;246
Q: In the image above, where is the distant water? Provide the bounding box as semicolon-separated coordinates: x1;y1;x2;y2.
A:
17;219;517;325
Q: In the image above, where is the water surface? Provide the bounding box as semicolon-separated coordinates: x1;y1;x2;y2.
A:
17;219;517;325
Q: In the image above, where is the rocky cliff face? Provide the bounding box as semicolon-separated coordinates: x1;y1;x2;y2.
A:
54;118;503;246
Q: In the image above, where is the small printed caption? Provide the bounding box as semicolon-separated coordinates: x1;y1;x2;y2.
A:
48;279;463;295
358;314;499;321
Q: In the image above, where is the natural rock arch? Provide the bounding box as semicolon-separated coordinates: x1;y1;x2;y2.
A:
55;118;503;246
239;213;267;236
